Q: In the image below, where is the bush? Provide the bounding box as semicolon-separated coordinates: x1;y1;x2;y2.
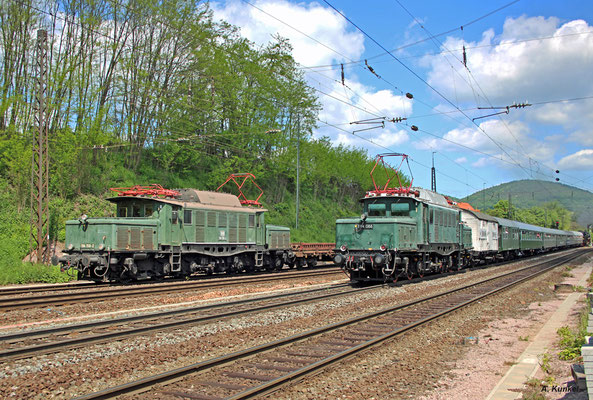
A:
0;262;75;284
557;321;586;361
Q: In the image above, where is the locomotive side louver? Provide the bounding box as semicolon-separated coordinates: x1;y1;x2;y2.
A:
117;227;128;249
143;228;154;250
130;227;141;249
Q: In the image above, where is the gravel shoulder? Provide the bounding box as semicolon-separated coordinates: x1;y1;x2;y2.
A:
267;252;592;400
0;251;583;399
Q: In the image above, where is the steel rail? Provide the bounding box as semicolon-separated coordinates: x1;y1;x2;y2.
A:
0;282;366;361
0;251;561;360
0;268;342;310
71;248;589;400
0;263;335;296
230;249;589;400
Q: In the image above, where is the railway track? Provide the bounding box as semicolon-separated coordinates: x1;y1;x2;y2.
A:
0;263;336;297
0;282;368;362
71;248;589;400
0;267;343;311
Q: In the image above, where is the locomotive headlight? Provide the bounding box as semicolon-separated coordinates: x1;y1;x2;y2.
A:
380;244;387;251
98;244;105;251
340;245;348;252
67;244;74;251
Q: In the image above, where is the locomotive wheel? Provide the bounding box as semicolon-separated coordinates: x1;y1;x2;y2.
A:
406;266;414;280
416;260;424;278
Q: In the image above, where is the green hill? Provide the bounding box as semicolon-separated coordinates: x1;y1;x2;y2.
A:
461;180;593;228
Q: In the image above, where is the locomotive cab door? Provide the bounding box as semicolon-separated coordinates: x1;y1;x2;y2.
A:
255;212;265;245
423;205;429;244
170;205;182;246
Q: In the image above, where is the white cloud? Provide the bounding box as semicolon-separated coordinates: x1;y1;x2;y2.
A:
455;156;467;163
334;127;409;149
557;149;593;170
422;15;593;179
211;0;364;66
426;17;593;104
472;157;490;168
211;0;413;151
414;118;560;172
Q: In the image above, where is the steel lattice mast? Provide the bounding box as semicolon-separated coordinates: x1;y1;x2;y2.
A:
29;29;50;264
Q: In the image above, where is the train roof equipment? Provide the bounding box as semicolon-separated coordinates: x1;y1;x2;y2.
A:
365;153;420;198
216;173;264;208
109;184;180;198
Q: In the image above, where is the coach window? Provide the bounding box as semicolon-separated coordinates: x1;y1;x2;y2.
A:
184;209;192;224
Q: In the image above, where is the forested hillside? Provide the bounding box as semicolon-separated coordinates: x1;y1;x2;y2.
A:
462;180;593;228
0;1;393;271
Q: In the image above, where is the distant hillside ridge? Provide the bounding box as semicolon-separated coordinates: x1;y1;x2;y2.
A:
461;179;593;228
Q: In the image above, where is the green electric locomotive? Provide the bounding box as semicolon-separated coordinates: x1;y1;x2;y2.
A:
333;154;473;282
53;176;294;282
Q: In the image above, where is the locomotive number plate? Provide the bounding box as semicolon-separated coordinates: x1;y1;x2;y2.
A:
355;224;373;229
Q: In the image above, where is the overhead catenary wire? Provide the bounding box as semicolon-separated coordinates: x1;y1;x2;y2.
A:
8;0;506;187
9;0;592;195
321;0;584;196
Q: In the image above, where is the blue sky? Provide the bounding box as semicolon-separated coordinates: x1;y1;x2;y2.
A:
211;0;593;199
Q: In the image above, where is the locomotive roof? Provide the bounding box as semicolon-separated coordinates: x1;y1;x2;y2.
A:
108;189;266;212
363;187;452;208
460;208;499;223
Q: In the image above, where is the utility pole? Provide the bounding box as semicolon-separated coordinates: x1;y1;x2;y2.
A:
431;152;436;192
482;183;485;211
295;114;300;230
508;192;512;219
29;29;50;264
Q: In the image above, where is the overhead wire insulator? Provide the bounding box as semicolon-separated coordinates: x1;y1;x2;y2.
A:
462;45;467;68
405;93;413;99
410;125;419;131
365;59;380;78
341;63;345;86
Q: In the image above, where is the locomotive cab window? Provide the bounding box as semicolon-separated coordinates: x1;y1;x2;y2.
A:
145;205;154;217
132;204;142;217
249;214;255;228
117;206;128;217
184;209;192;224
368;203;386;216
390;200;411;216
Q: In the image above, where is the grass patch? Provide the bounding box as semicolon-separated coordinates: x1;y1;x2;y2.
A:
556;296;589;361
539;352;552;374
0;262;75;285
519;335;530;341
521;378;546;400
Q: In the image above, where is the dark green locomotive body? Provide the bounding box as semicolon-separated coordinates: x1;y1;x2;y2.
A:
55;189;294;282
334;189;473;282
